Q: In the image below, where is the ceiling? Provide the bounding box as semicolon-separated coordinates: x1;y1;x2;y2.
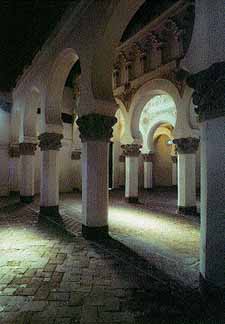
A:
0;0;72;91
0;0;183;92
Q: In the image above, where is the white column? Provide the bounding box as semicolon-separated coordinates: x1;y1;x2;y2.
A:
112;140;121;189
19;143;37;203
9;157;20;193
174;138;199;215
143;153;154;189
200;116;225;296
71;150;82;191
171;155;177;186
39;133;63;217
77;113;117;240
122;144;141;203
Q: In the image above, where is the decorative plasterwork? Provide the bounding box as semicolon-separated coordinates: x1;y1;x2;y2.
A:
160;68;189;97
171;155;177;163
116;83;137;112
142;153;154;162
71;151;81;160
38;133;63;151
187;62;225;122
20;143;37;155
173;137;199;154
121;144;142;157
8;145;20;158
76;113;117;143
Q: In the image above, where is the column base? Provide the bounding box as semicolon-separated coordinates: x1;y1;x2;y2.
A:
199;273;224;306
82;225;109;241
125;197;139;203
177;206;197;215
20;195;34;204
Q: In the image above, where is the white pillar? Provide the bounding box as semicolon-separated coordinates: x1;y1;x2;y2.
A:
187;61;225;299
200;117;225;297
39;133;63;217
8;145;20;194
118;154;125;187
112;140;120;189
122;144;141;203
143;153;154;189
77;114;117;240
71;150;82;191
173;137;199;215
19;143;37;203
171;155;177;186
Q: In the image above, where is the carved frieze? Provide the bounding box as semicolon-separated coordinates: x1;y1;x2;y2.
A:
187;62;225;122
76;113;117;142
38;133;63;151
173;137;199;154
121;144;142;157
20;143;37;156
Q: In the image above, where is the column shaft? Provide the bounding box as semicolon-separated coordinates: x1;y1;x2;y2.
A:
187;61;225;299
76;113;117;240
82;141;108;228
177;153;196;212
39;132;63;218
144;161;153;189
19;143;37;203
174;137;199;215
40;150;59;211
200;117;225;291
122;144;141;203
125;156;139;202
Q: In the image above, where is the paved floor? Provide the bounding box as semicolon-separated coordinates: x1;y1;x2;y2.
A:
0;190;223;323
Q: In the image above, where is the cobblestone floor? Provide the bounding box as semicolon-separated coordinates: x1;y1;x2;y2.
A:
0;190;223;323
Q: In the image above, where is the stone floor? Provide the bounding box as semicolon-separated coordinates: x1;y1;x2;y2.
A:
0;190;223;323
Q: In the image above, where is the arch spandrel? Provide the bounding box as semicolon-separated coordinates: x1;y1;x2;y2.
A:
91;0;145;102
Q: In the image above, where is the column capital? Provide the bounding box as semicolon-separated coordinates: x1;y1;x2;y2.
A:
71;150;81;160
121;144;142;157
9;145;20;158
19;143;37;156
173;137;199;154
187;61;225;122
119;153;125;163
142;153;154;162
76;113;117;142
171;155;177;163
38;132;63;151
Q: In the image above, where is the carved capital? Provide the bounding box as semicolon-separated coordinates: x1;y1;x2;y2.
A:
171;155;177;163
19;143;37;156
119;154;125;163
173;137;199;154
71;150;81;160
187;62;225;122
76;114;117;142
142;153;154;162
38;133;63;151
121;144;142;157
9;145;20;158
